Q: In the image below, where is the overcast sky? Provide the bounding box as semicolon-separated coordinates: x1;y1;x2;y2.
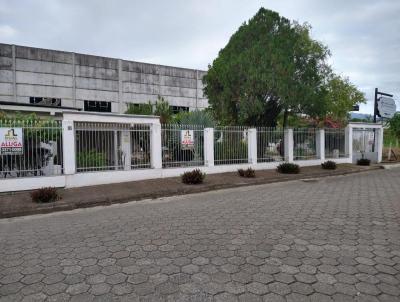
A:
0;0;399;114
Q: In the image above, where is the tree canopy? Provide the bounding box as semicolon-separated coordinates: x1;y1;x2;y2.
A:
203;8;364;127
325;74;365;122
388;113;400;139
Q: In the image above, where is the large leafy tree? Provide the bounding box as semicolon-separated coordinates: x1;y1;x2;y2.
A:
388;113;400;139
203;8;332;127
325;74;366;122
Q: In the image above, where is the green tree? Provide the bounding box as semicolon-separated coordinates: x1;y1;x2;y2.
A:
154;95;172;124
124;96;172;124
172;110;216;127
325;74;366;122
203;8;331;127
388;113;400;139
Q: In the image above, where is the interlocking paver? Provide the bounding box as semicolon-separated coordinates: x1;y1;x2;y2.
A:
0;168;400;301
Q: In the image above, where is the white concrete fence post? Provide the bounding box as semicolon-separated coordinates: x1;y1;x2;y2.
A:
316;129;325;161
345;125;353;162
284;129;294;162
376;127;384;163
248;128;257;164
121;131;131;170
62;120;76;174
204;128;214;167
150;123;162;169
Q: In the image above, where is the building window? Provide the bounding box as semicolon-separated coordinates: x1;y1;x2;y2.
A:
84;100;112;112
126;103;153;115
170;106;189;114
29;97;61;107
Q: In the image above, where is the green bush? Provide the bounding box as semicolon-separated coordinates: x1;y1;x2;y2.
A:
238;167;256;178
321;160;337;170
173;110;216;127
357;158;371;166
277;162;300;174
0;111;61;140
31;187;59;203
181;169;205;184
125;102;153;115
77;150;107;168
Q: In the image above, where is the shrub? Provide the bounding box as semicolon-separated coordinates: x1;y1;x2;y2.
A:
357;158;371;166
77;150;107;168
125;102;153;115
181;169;205;184
321;160;337;170
30;187;60;203
277;162;300;174
238;167;256;178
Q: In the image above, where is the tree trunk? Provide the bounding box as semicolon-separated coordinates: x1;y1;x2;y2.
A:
283;109;289;129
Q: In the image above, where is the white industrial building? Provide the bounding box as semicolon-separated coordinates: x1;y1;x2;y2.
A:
0;43;208;115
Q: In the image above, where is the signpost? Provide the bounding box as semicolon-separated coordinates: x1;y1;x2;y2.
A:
374;88;395;122
181;130;194;150
0;128;23;155
377;96;396;119
372;88;396;153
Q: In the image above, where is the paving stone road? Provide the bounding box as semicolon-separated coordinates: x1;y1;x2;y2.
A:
1;168;400;302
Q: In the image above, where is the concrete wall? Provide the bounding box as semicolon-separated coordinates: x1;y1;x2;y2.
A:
0;43;208;112
0;44;14;103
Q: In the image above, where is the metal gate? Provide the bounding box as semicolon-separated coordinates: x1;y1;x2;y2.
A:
352;128;377;163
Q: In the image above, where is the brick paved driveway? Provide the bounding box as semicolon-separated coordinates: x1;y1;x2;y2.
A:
1;168;400;302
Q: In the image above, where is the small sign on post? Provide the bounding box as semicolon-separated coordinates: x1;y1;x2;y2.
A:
0;128;23;155
377;97;396;119
181;130;194;150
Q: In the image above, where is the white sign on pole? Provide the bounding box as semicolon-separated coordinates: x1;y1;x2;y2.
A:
378;97;396;118
0;128;23;155
181;130;194;150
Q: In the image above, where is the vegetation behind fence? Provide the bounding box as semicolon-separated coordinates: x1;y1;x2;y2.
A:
1;119;356;178
0;119;63;178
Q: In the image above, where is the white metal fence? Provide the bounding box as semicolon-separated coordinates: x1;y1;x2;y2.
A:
257;127;284;163
214;126;249;165
0;119;63;178
293;128;318;160
75;122;151;172
162;124;204;168
325;128;346;158
1;118;374;183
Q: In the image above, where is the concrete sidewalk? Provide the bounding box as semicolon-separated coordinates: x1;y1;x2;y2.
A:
0;164;380;218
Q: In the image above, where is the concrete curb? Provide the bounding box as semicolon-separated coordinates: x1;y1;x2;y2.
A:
0;166;382;219
381;163;400;170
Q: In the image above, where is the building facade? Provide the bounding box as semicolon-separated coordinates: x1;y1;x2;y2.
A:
0;43;208;114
